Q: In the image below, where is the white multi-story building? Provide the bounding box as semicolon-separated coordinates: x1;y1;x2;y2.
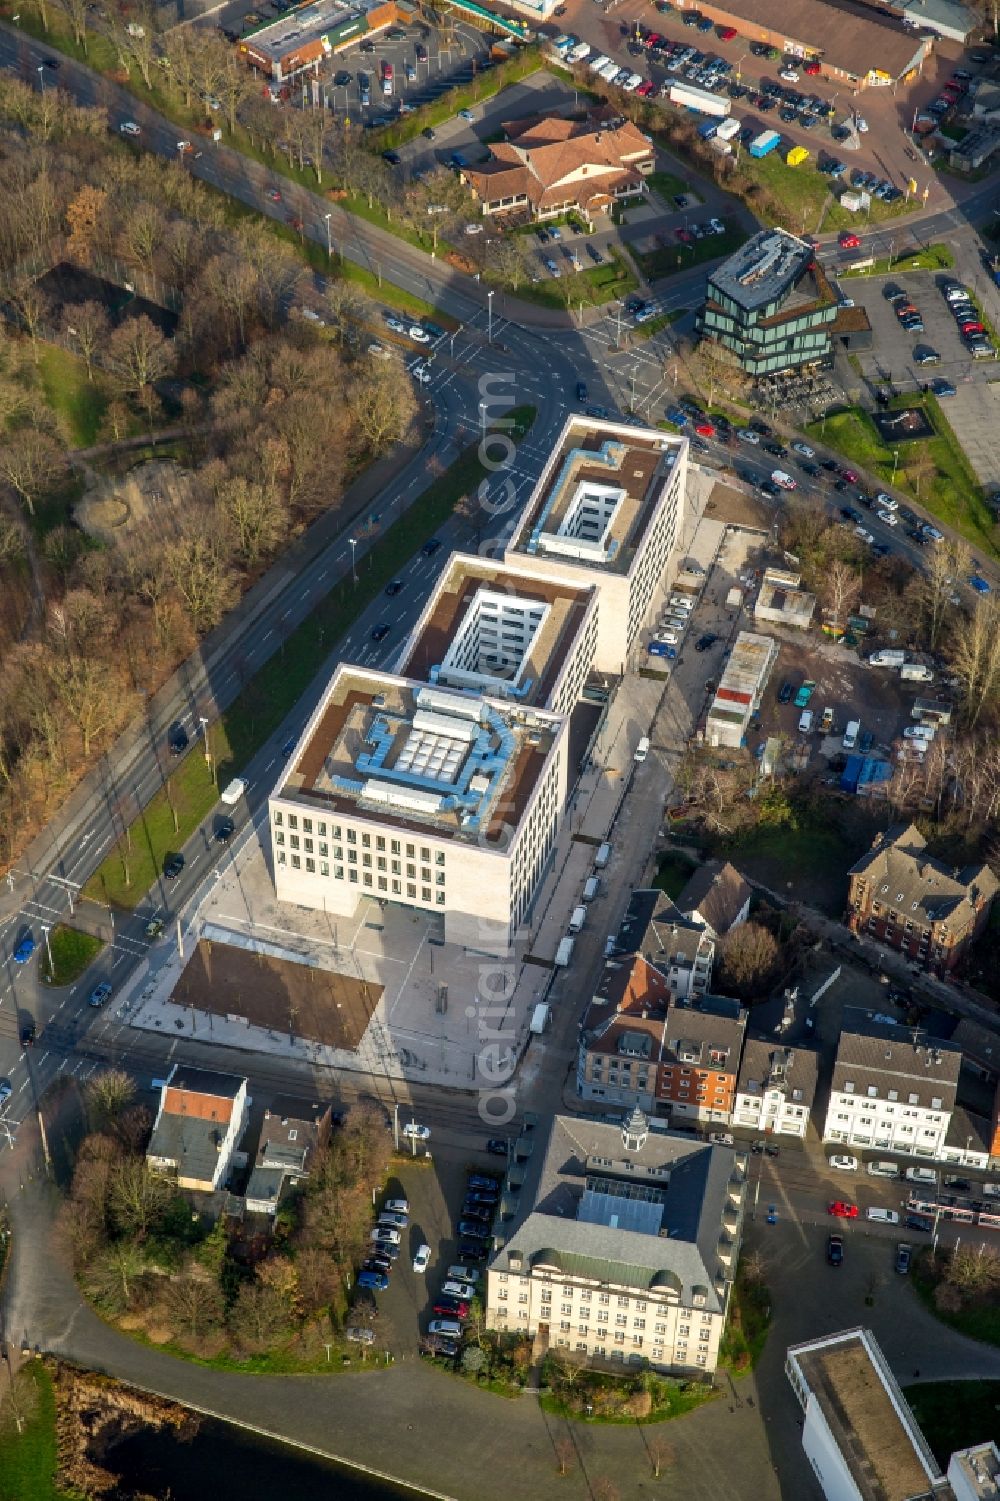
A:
786;1329;948;1501
733;1041;818;1140
487;1110;745;1376
268;668;569;952
505;416;688;674
821;1009;960;1159
395;554;599;718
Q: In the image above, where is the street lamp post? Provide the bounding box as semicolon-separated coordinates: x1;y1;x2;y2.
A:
324;211;333;259
37;64;44;92
349;536;358;583
479;401;487;439
487;288;494;345
41;923;52;975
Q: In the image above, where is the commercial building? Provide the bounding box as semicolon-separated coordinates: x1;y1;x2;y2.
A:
239;0;396;81
821;1008;960;1159
464;115;654;226
698;229;842;378
786;1329;952;1501
506;416;689;674
846;823;998;975
395;554;599;718
147;1066;248;1194
753;568;817;630
704;631;778;748
671;0;928;88
733;1040;818;1139
487;1110;746;1375
269;667;568;951
245;1096;333;1216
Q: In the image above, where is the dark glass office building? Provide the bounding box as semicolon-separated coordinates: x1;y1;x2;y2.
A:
697;228;840;377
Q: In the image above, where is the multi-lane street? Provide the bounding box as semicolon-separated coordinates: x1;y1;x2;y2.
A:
0;15;997;1149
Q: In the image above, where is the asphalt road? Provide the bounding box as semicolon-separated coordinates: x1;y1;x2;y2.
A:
0;18;997;1140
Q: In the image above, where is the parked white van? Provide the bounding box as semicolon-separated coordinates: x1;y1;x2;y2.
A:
842;720;860;750
582;876;600;903
867;1161;899;1180
798;709;814;733
865;1207;900;1224
634;736;651;762
594;843;611;870
904;1166;939;1187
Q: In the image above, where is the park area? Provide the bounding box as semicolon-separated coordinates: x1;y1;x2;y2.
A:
806;398;998;558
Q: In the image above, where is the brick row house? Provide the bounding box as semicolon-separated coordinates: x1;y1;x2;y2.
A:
846;823;997;975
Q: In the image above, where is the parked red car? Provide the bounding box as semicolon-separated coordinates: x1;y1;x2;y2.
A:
695;421;716;437
804;60;821;74
676;228;694;244
828;1201;859;1219
718;24;737;39
961;321;985;335
839;231;861;249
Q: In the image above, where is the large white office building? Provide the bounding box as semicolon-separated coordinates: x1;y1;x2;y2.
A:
505;416;688;674
268;417;690;948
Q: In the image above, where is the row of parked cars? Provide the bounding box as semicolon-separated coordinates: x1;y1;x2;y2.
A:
425;1167;502;1344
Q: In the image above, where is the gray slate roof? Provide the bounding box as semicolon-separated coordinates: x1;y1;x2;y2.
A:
147;1113;226;1186
832;1008;960;1110
676;861;752;938
492;1114;741;1313
849;823;998;930
737;1039;819;1107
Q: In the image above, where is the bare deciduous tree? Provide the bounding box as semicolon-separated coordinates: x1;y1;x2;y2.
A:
0;427;67;516
718;922;779;998
950;596;1000;726
61;300;109;383
821;559;862;633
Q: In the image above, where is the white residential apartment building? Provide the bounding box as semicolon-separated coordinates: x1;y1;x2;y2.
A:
269;668;568;952
733;1041;818;1140
487;1110;746;1376
822;1009;960;1159
505;415;689;674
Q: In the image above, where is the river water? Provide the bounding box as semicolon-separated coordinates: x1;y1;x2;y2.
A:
105;1414;439;1501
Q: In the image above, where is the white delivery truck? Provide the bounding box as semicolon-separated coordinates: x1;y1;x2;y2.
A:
715;116;741;141
530;1002;551;1035
554;936;575;967
568;905;587;934
594;842;611;869
869;649;906;667
668;81;730;117
900;663;934;682
220;777;247;805
582;876;600;903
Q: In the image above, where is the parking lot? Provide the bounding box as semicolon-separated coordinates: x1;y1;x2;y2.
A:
848;269;996;391
763;637;918;760
937;382;1000;488
361;1148;505;1355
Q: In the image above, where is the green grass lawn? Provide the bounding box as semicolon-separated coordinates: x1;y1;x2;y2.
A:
839;242;954;278
806;399;998;558
905;1380;1000;1466
35;346;108;448
742;151;917;236
720;1266;771;1372
40;925;104;987
912;1253;1000;1349
84;407;536;909
648;170;690;203
710;810;860;916
0;1365;74;1501
638;218;746;281
654;851;698;898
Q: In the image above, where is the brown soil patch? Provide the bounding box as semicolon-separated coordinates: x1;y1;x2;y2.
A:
171;938;381;1050
75;458;197;546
